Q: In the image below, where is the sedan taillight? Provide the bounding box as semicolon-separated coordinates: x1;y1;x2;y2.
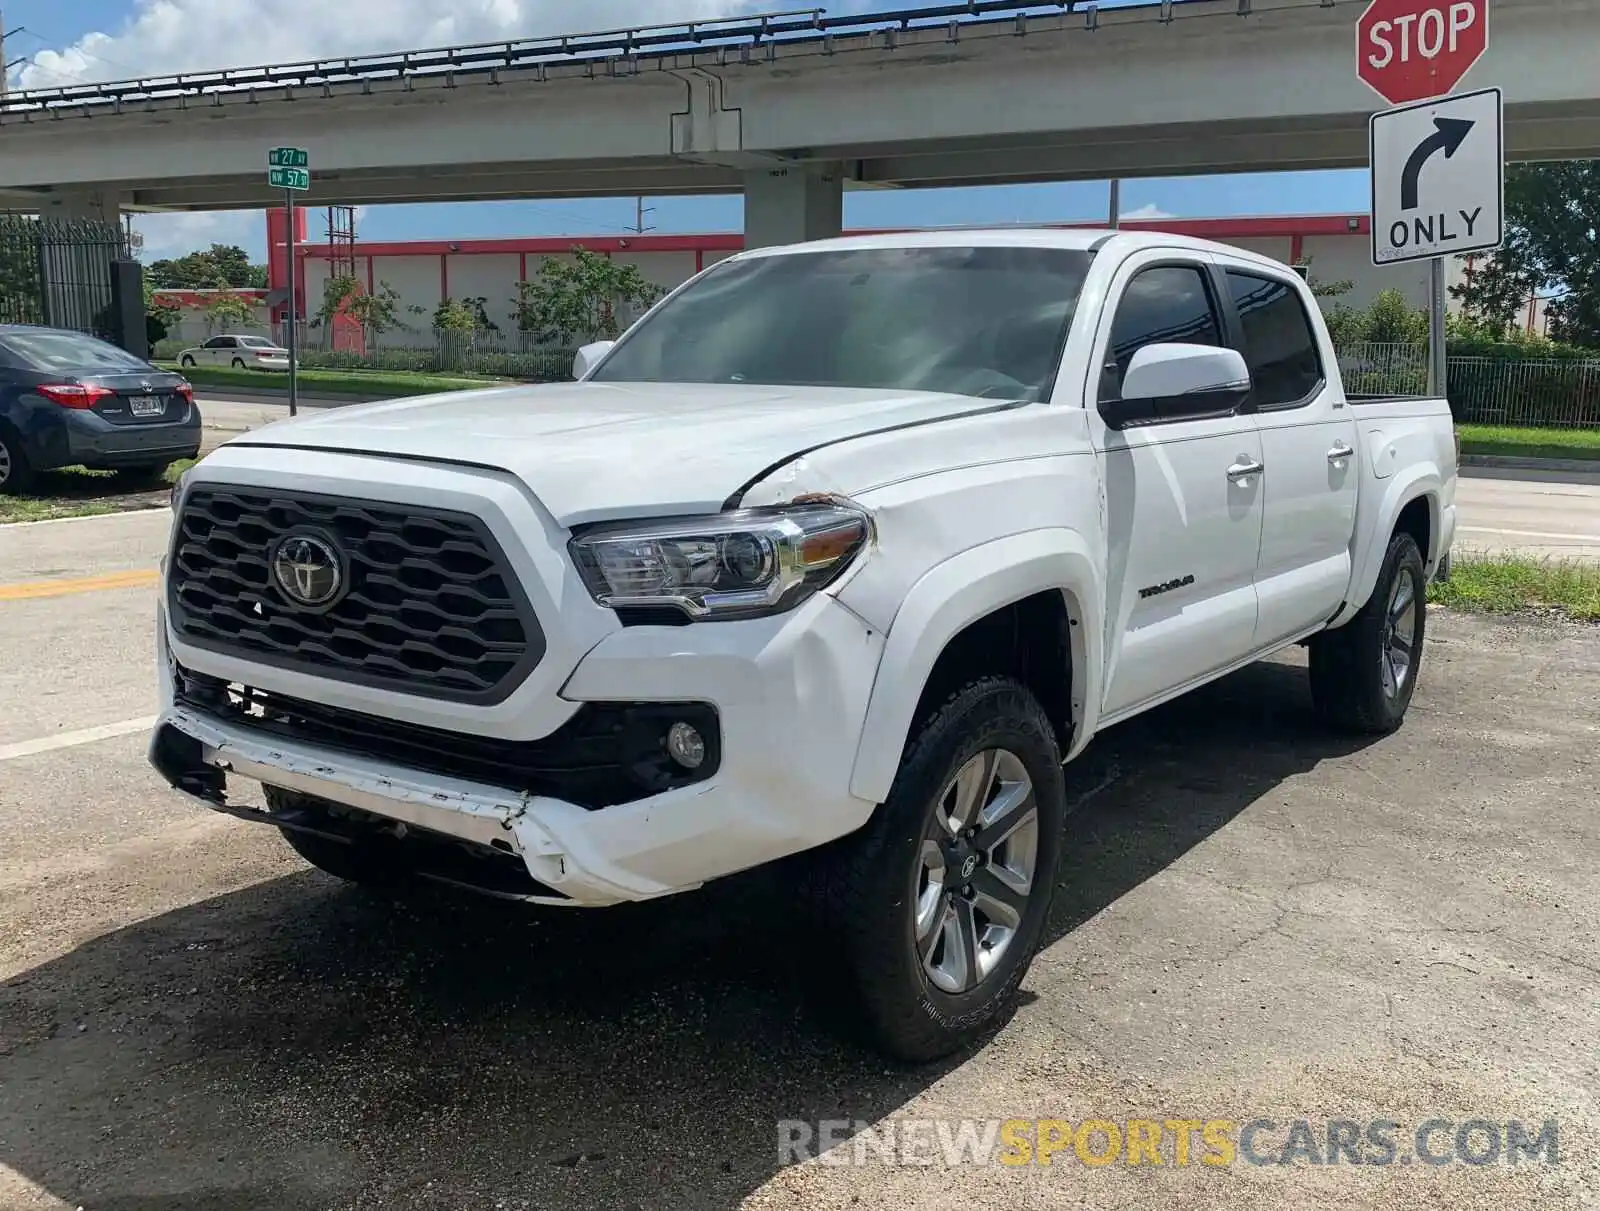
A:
37;384;114;409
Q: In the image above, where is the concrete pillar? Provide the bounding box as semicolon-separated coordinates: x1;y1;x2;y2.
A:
743;165;843;250
39;189;126;226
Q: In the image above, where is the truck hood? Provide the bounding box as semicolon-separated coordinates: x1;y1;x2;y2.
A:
229;380;1006;525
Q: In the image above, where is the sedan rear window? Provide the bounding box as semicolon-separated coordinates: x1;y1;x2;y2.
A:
238;337;279;349
0;330;151;373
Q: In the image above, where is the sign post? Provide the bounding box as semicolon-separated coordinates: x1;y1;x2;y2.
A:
268;148;311;416
1368;88;1503;394
1358;0;1492;401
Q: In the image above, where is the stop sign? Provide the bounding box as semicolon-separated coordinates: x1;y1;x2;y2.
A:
1357;0;1488;105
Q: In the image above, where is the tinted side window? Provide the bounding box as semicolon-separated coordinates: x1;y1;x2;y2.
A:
1225;271;1324;408
203;337;225;349
1100;265;1222;401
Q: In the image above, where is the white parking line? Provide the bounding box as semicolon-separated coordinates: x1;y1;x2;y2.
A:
1458;526;1600;543
0;716;158;763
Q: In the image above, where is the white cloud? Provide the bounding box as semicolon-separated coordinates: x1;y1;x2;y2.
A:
1118;203;1176;222
132;210;264;261
16;0;758;91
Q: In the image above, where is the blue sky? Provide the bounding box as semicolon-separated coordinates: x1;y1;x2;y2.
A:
6;0;1371;260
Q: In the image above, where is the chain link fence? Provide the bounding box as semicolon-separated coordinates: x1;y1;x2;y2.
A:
1337;341;1600;429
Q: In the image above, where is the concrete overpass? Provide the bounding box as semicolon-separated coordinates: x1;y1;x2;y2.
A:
1;0;1596;247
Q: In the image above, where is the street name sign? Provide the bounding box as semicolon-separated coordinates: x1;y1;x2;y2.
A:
1369;86;1502;267
268;166;311;191
269;147;309;169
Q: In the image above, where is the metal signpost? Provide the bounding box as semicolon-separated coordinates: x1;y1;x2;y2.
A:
1357;0;1492;397
268;147;310;415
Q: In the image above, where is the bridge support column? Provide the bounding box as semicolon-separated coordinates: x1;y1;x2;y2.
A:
39;189;127;226
743;166;842;250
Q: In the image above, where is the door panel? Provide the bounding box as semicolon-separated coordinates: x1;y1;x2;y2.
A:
1089;253;1265;721
1219;269;1359;646
1099;420;1265;717
1254;408;1359;644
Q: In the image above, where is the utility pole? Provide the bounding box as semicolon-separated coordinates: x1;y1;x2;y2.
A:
1107;179;1121;229
1;14;28;96
631;197;656;234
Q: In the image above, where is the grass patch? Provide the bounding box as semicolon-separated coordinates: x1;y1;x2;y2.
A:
1431;553;1600;621
0;463;184;525
158;362;509;398
1457;424;1600;462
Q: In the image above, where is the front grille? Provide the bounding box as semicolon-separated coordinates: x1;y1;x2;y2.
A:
169;486;544;703
174;666;721;810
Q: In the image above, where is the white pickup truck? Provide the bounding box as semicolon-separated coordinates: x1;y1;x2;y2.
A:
152;230;1457;1061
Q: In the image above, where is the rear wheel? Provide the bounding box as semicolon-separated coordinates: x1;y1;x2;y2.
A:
231;357;247;369
1309;531;1427;734
814;676;1066;1062
0;427;35;496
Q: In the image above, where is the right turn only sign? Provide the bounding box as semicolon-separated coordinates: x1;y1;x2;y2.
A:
1370;86;1504;266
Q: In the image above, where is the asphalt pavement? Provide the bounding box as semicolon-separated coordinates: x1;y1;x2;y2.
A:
1;479;1599;1209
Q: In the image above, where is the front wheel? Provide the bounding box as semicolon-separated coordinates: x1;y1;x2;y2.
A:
180;355;196;367
819;676;1066;1063
1309;531;1427;734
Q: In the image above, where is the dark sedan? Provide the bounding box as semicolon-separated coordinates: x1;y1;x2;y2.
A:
0;324;201;495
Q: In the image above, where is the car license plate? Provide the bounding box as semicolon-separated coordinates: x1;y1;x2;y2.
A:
129;395;164;417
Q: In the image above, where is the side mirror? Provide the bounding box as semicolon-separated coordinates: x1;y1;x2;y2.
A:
1103;343;1251;429
572;340;615;380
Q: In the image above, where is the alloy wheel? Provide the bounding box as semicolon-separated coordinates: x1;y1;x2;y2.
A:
914;748;1040;995
1380;565;1419;700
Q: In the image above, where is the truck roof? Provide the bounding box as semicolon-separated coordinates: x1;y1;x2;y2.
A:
740;227;1297;273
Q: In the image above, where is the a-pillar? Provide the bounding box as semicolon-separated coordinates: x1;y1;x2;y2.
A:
743;165;843;250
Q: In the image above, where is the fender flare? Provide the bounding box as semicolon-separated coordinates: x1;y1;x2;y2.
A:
1333;466;1441;629
847;528;1104;804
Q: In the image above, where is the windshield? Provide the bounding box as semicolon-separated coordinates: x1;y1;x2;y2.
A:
591;244;1092;401
0;329;151;373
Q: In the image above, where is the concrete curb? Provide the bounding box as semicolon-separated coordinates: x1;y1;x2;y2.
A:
193;387;384;407
1461;454;1600;475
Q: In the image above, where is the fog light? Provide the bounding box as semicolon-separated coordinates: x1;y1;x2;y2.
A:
665;721;706;770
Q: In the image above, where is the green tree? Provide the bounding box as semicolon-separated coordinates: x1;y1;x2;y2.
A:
512;247;664;345
316;274;413;344
204;292;258;332
144;276;180;347
1450;161;1600;348
432;296;498;333
147;243;268;290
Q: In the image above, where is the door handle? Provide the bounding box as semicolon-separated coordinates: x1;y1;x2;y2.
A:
1226;459;1264;481
1328;442;1354;464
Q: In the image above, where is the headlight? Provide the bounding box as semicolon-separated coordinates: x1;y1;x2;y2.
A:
570;501;872;621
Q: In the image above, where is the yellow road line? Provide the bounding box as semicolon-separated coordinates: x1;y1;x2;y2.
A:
0;567;159;601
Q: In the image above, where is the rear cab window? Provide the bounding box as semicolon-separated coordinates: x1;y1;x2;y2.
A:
1223;270;1326;408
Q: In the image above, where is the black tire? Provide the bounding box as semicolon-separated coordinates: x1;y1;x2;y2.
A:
0;425;35;496
231;357;247;369
267;786;408;888
1309;531;1427;735
180;355;196;367
812;676;1066;1063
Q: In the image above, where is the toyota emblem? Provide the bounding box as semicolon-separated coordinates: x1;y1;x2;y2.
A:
271;533;344;609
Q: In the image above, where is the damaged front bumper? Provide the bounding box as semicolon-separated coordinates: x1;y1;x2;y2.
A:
150;591;887;907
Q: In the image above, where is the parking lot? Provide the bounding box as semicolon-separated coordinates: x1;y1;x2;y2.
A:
2;452;1599;1209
